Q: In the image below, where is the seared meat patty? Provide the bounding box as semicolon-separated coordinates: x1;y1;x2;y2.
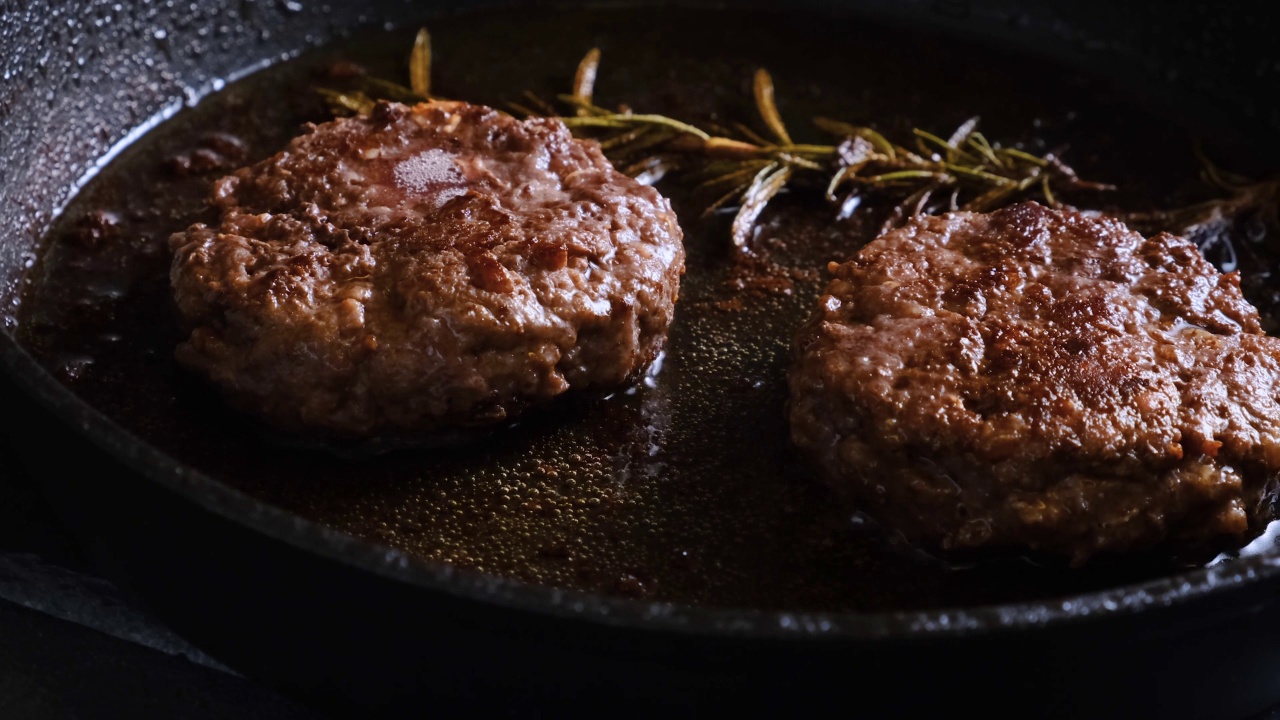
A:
789;202;1280;562
170;101;684;437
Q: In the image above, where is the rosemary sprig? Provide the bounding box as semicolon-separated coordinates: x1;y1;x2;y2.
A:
572;47;600;116
319;28;437;116
535;60;846;246
316;87;376;116
318;28;1113;247
753;69;793;146
1114;151;1280;273
532;52;1112;243
408;28;432;98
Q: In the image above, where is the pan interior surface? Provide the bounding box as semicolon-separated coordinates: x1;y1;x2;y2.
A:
14;4;1280;614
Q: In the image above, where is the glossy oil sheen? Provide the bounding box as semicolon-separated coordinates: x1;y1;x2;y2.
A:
16;7;1279;612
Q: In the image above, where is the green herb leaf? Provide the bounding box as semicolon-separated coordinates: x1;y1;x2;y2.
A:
753;69;793;146
573;48;601;117
409;28;432;98
732;163;792;247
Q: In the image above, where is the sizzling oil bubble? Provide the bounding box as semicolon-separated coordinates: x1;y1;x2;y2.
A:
392;148;466;206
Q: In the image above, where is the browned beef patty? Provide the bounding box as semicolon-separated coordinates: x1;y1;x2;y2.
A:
169;101;684;437
789;202;1280;562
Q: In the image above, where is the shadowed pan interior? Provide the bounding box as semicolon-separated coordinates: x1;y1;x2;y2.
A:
15;5;1280;612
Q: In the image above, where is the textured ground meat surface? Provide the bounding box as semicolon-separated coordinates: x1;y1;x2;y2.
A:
169;100;684;438
789;202;1280;563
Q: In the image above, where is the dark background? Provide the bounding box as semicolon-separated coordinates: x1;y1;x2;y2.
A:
0;426;317;719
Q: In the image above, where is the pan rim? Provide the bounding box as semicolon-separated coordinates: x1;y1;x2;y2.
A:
5;332;1279;642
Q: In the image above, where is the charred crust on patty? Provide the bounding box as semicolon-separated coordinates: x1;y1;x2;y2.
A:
789;201;1280;563
169;101;685;438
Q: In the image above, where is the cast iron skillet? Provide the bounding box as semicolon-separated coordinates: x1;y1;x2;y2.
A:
3;1;1280;717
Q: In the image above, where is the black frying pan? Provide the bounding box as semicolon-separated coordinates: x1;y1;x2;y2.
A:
3;1;1280;717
